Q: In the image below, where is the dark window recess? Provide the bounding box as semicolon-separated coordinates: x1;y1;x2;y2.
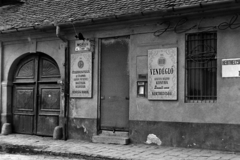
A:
185;32;217;103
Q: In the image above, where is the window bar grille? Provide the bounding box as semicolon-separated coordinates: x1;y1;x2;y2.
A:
201;33;203;102
207;33;210;103
209;33;212;103
203;33;205;101
185;32;217;102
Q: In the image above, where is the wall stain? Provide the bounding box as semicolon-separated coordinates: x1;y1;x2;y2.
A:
68;118;96;141
129;120;240;152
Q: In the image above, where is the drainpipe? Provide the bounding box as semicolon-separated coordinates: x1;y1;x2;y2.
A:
56;26;67;42
56;26;69;140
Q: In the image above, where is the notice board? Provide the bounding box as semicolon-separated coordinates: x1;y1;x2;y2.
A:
70;52;92;98
148;48;177;100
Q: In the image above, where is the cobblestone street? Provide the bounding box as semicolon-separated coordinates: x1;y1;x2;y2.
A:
1;134;240;160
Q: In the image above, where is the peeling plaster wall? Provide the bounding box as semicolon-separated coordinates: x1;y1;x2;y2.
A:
67;118;97;141
68;40;98;119
66;38;99;140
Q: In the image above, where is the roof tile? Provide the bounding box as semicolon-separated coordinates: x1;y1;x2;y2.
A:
0;0;230;31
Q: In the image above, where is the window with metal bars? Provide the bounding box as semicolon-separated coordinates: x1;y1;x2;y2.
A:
185;32;217;102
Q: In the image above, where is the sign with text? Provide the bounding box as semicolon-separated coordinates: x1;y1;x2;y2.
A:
75;40;90;52
148;48;177;100
70;52;92;98
222;58;240;77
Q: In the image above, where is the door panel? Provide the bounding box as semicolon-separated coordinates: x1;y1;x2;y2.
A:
13;85;35;134
13;115;34;134
14;86;35;111
100;37;129;130
37;84;60;136
39;86;60;111
37;115;59;136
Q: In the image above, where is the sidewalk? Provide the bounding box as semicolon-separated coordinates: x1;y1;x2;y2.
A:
0;134;240;160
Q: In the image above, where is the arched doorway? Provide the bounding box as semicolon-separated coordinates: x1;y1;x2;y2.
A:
12;53;61;136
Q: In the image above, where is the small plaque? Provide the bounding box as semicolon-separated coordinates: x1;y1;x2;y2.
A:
222;58;240;77
75;40;90;51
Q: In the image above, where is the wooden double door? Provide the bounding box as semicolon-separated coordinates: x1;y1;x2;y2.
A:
12;54;61;136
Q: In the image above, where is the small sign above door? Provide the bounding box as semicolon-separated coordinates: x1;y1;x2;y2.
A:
75;40;90;52
222;58;240;77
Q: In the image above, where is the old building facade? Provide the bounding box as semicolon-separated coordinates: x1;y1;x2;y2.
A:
1;0;240;151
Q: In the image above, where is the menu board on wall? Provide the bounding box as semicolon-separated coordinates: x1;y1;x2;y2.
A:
148;48;177;100
70;52;92;98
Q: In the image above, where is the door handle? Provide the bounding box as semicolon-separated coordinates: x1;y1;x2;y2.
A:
125;97;129;100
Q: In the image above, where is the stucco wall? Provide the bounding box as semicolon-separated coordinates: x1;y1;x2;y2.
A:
3;38;65;82
1;13;240;128
129;15;240;124
67;40;98;119
3;41;31;81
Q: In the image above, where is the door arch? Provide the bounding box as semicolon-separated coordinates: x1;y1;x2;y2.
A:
12;53;61;136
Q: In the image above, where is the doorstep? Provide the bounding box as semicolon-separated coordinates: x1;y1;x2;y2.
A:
92;131;130;145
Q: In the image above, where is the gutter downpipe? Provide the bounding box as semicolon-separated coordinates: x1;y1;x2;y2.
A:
56;26;69;140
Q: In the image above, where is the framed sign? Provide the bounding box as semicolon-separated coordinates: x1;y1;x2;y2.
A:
148;48;177;100
70;52;92;98
222;58;240;77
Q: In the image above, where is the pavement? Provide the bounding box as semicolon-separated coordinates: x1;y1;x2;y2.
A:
0;134;240;160
0;152;83;160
